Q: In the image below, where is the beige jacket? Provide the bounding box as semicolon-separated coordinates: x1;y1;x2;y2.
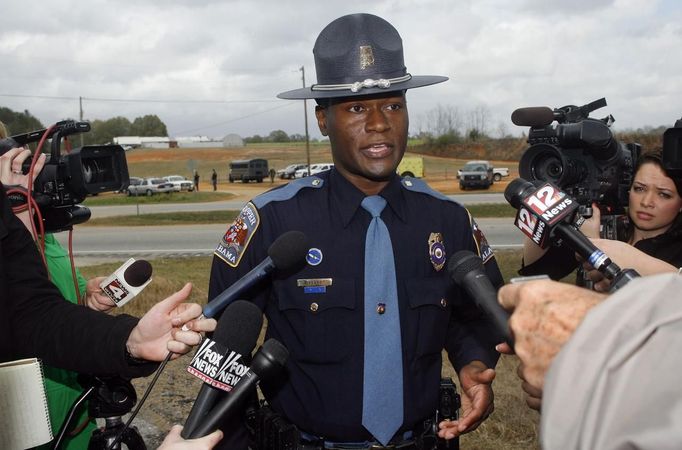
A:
541;273;682;450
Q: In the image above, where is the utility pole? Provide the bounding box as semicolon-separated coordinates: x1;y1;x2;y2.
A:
79;96;84;147
300;66;311;177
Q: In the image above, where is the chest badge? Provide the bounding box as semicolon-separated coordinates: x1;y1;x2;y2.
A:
306;248;323;266
428;232;446;272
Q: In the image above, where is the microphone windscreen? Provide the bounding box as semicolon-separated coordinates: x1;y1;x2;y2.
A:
267;230;310;271
214;300;263;355
504;178;535;209
511;106;555;127
261;338;289;366
447;250;483;284
123;260;153;287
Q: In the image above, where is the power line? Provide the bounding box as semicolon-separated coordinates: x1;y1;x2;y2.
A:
0;93;280;104
174;102;298;135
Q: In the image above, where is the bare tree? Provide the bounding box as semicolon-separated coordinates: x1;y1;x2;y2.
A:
466;104;491;141
420;104;463;137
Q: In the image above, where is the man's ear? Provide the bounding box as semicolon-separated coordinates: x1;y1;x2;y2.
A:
315;105;328;136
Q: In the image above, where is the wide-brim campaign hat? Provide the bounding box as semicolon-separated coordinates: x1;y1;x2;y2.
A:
277;13;448;100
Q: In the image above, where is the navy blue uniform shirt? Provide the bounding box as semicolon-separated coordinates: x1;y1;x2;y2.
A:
209;169;503;442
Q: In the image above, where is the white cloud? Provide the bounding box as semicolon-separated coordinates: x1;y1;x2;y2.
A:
0;0;680;139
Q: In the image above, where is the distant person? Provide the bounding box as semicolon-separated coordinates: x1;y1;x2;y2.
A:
211;169;218;191
269;167;275;183
194;170;200;191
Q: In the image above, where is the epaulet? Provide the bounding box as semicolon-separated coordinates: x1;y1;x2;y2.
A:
252;176;325;209
400;177;458;204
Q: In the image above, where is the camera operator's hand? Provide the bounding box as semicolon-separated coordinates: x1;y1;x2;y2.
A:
0;146;46;188
84;276;116;312
578;202;601;239
158;424;223;450
125;283;217;361
0;147;47;235
498;280;605;408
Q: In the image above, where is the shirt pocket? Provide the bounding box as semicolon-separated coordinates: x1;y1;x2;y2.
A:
404;276;452;358
275;277;358;363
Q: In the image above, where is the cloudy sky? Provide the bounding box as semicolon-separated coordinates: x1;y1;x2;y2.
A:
1;0;680;140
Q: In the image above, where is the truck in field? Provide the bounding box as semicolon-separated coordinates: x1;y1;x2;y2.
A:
457;160;510;183
458;160;494;190
397;156;424;178
228;158;269;183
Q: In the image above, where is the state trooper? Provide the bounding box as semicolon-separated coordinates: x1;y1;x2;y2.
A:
208;13;503;450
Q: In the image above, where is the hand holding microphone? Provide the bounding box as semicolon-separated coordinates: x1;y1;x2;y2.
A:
505;178;639;291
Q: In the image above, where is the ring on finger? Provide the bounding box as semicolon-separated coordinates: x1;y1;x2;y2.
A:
12;170;22;175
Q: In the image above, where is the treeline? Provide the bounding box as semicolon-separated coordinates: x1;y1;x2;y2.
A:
0;107;167;146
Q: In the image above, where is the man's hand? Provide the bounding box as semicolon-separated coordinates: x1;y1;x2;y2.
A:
84;276;116;312
125;283;217;361
158;424;223;450
498;280;605;404
438;361;495;439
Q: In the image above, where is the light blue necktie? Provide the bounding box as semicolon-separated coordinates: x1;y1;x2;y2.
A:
361;195;404;446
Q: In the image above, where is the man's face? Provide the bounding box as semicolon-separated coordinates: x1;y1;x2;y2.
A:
316;92;408;193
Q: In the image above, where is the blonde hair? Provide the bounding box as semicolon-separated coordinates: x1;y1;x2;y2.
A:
0;120;8;139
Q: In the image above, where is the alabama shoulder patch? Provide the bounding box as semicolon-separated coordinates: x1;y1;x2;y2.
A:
214;202;260;267
470;215;494;264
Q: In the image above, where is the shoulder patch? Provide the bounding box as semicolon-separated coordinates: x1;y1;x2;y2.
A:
400;177;457;204
214;202;260;267
252;176;324;209
468;211;494;263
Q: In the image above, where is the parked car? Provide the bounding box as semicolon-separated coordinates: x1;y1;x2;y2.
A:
163;175;194;192
120;176;143;195
277;163;307;179
294;163;334;178
458;160;493;190
127;177;174;196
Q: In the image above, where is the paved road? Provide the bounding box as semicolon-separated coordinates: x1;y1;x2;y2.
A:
55;218;523;263
87;193;507;218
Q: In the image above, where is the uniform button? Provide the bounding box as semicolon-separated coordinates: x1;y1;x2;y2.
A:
312;179;321;186
376;303;386;314
310;302;319;312
440;298;448;308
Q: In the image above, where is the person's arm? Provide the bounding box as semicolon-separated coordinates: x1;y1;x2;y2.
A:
584;238;677;291
497;280;605;407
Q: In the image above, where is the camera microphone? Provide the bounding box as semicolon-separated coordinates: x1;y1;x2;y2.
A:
99;258;153;307
505;178;639;291
511;106;556;127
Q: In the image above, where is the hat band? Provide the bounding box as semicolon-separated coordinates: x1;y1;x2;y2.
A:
311;74;412;93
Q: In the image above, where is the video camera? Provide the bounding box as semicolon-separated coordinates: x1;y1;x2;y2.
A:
0;120;129;232
663;117;682;178
511;98;640;216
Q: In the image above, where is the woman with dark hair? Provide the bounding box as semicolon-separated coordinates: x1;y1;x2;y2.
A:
520;149;682;285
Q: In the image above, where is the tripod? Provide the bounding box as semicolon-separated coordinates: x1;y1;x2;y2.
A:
52;376;146;450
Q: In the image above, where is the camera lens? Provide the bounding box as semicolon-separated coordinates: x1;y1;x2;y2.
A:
519;143;565;184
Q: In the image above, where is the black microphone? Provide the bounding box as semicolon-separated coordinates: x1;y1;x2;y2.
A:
99;258;153;307
510;106;556;127
203;230;309;318
505;178;639;290
181;300;263;438
448;251;514;347
188;338;289;438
